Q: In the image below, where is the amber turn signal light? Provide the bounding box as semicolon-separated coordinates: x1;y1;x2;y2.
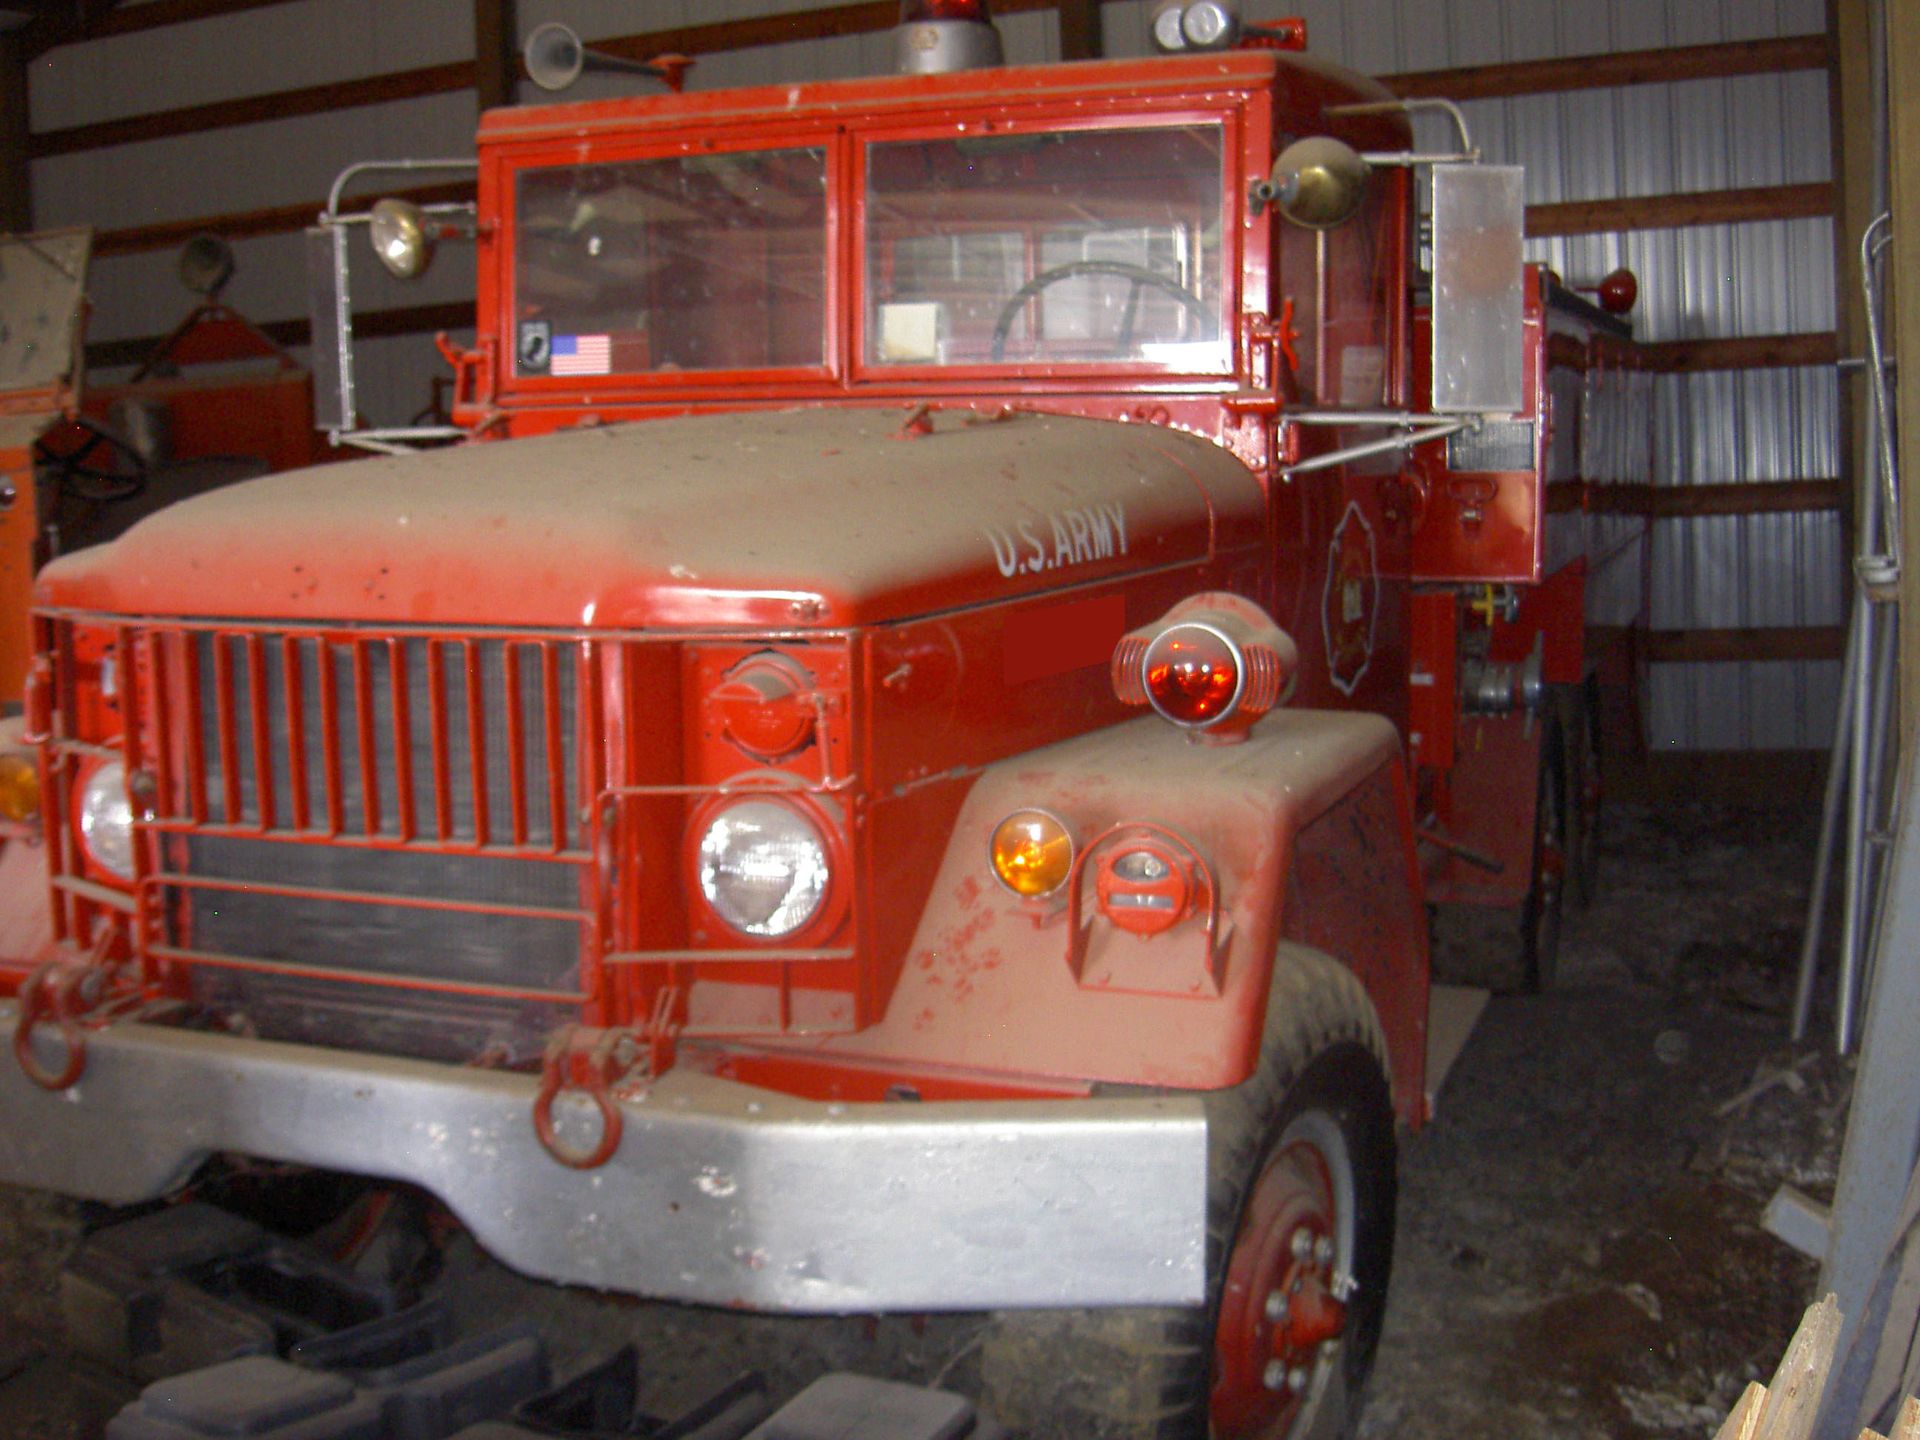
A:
989;808;1074;899
0;753;39;822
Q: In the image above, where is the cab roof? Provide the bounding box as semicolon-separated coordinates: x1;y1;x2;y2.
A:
477;48;1394;147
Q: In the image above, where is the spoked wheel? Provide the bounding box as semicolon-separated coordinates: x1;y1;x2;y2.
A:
1518;718;1567;993
980;950;1396;1440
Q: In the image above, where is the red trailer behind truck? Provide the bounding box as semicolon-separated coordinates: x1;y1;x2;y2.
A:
0;5;1648;1436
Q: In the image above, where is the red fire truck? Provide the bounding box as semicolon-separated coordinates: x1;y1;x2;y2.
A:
0;4;1647;1435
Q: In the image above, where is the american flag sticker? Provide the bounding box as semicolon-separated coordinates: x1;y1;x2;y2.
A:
551;334;612;376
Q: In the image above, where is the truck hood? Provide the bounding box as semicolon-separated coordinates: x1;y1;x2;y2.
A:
37;407;1263;630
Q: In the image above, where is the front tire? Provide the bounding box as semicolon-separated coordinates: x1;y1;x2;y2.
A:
979;950;1398;1440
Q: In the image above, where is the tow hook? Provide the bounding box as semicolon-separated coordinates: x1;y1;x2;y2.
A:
12;939;120;1091
533;1026;648;1170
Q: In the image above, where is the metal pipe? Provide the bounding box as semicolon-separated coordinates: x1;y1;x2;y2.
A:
1283;409;1439;427
1863;218;1899;544
1281;420;1467;478
1328;97;1478;159
1794;603;1862;1041
1359;151;1478;169
323;159;479;222
1840;590;1876;1053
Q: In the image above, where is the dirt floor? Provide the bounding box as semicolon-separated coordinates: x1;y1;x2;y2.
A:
0;790;1850;1438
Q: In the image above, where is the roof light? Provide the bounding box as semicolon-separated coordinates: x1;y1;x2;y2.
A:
896;0;1003;72
1113;593;1297;744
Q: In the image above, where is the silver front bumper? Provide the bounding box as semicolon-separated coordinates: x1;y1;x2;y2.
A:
0;1005;1207;1312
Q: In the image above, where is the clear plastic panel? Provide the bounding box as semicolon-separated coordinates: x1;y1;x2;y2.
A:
1431;164;1524;415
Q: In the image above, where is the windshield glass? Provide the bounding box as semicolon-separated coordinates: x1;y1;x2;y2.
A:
864;124;1226;369
513;146;828;378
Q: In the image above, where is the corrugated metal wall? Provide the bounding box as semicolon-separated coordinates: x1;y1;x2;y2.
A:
25;0;1840;748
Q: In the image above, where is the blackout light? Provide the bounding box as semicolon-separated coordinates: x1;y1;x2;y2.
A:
895;0;1003;72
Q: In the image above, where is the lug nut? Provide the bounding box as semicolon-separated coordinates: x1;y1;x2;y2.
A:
1265;1290;1290;1324
1288;1365;1311;1394
1263;1360;1289;1392
1313;1236;1334;1265
1290;1225;1314;1260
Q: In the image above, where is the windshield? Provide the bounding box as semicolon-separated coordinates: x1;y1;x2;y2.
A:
864;123;1226;369
513;146;828;377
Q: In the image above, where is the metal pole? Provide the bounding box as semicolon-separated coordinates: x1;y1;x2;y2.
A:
1793;605;1861;1040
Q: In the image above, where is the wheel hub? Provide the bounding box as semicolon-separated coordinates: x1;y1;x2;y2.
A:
1213;1140;1347;1437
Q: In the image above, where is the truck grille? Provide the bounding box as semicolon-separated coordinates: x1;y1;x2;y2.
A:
124;624;596;1064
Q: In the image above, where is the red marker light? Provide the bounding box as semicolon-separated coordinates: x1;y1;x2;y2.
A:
1598;267;1639;315
901;0;991;19
1143;624;1242;727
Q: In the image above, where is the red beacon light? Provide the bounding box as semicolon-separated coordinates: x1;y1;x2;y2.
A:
1112;593;1298;744
895;0;1003;72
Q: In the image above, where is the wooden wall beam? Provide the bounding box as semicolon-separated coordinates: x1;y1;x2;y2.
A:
1056;0;1101;60
84;300;472;371
1592;623;1847;664
23;0;299;57
1525;182;1833;238
1386;33;1830;102
1587;479;1846;518
1641;331;1840;373
31;60;476;160
0;36;29;233
1643;626;1847;664
473;0;519;114
93;181;478;258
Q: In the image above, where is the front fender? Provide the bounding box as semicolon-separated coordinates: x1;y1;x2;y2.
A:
806;712;1426;1105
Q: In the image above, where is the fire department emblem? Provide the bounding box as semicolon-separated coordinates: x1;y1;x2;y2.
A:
1322;501;1378;696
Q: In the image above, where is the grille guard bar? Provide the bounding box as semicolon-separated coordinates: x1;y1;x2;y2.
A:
0;1004;1208;1312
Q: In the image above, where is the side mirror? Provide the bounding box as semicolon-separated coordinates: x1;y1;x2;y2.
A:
369;198;434;281
1264;137;1371;230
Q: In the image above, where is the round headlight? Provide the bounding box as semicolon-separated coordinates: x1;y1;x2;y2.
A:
78;759;135;880
696;798;830;938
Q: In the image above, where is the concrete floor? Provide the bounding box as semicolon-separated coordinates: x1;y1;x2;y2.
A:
0;791;1844;1438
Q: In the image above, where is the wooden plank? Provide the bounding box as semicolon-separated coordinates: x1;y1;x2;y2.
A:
92;181;477;259
15;0;129;62
1716;1382;1768;1440
472;0;519;114
1645;626;1846;665
1384;33;1830;101
1642;332;1840;373
1752;1294;1841;1440
29;59;476;160
0;36;30;233
1057;0;1102;60
1583;479;1844;518
84;300;472;371
1655;478;1845;518
1423;984;1490;1116
24;0;299;56
1526;183;1833;238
